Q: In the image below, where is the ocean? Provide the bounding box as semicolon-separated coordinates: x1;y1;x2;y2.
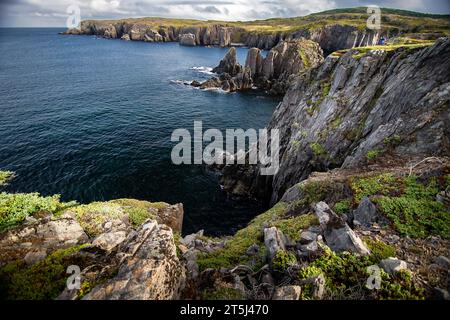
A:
0;28;280;235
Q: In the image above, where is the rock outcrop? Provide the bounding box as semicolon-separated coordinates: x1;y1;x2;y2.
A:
82;220;185;300
221;38;450;203
179;33;196;46
195;38;324;94
62;19;386;53
0;199;186;300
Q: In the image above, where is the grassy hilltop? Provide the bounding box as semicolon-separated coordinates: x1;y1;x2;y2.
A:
86;7;450;35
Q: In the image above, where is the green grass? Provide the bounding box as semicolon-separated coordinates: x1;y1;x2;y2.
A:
310;142;327;157
272;250;297;271
297;248;424;300
0;171;14;186
0;244;91;300
366;150;381;161
332;41;435;60
0;192;77;233
333;199;352;214
351;174;450;238
197;203;287;271
272;214;318;241
350;173;398;203
83;8;450;38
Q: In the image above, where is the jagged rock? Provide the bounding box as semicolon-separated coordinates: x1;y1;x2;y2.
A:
353;197;379;227
157;203;184;233
181;230;203;247
264;227;286;262
83;220;185;300
0;215;88;266
212;47;242;76
92;231;127;252
221;37;450;205
299;240;318;256
24;249;47;265
379;258;408;275
299;230;317;244
301;274;326;300
121;34;130;41
179;33;196;46
436;190;450;206
245;48;264;77
315;202;370;256
272;285;302;300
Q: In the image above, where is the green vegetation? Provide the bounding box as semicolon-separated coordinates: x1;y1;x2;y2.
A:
272;214;318;241
297;248;424;300
197;202;318;271
366;149;381;161
0;244;90;300
365;239;396;262
351;174;450;238
384;135;402;147
102;7;450;36
0;192;76;232
332;41;435;60
0;171;14;186
310;142;327;157
71;199;168;237
272;250;297;271
350;173;398;203
376;177;449;238
197;203;287;271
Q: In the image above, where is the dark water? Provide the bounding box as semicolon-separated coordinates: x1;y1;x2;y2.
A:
0;28;279;235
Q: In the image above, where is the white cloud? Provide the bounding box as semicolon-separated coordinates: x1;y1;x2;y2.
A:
0;0;448;27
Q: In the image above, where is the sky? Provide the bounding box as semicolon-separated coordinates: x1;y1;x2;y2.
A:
0;0;449;27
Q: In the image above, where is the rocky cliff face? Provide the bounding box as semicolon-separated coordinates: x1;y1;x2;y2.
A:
196;38;324;94
221;38;450;204
64;20;242;47
64;20;383;52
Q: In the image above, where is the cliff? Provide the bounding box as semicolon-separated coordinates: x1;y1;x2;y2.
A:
62;8;450;51
221;38;450;204
195;38;324;94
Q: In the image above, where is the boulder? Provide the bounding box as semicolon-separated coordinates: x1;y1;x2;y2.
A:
0;214;88;266
434;256;450;270
353;197;379;227
92;231;127;251
264;227;287;262
121;34;130;41
272;285;302;300
83;220;185;300
179;33;196;46
314;202;370;256
157;203;184;233
379;258;408;275
212;47;242;76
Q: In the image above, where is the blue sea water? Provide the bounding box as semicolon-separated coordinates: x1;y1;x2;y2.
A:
0;28;279;235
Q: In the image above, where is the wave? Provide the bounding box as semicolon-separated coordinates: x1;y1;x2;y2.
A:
190;66;214;75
